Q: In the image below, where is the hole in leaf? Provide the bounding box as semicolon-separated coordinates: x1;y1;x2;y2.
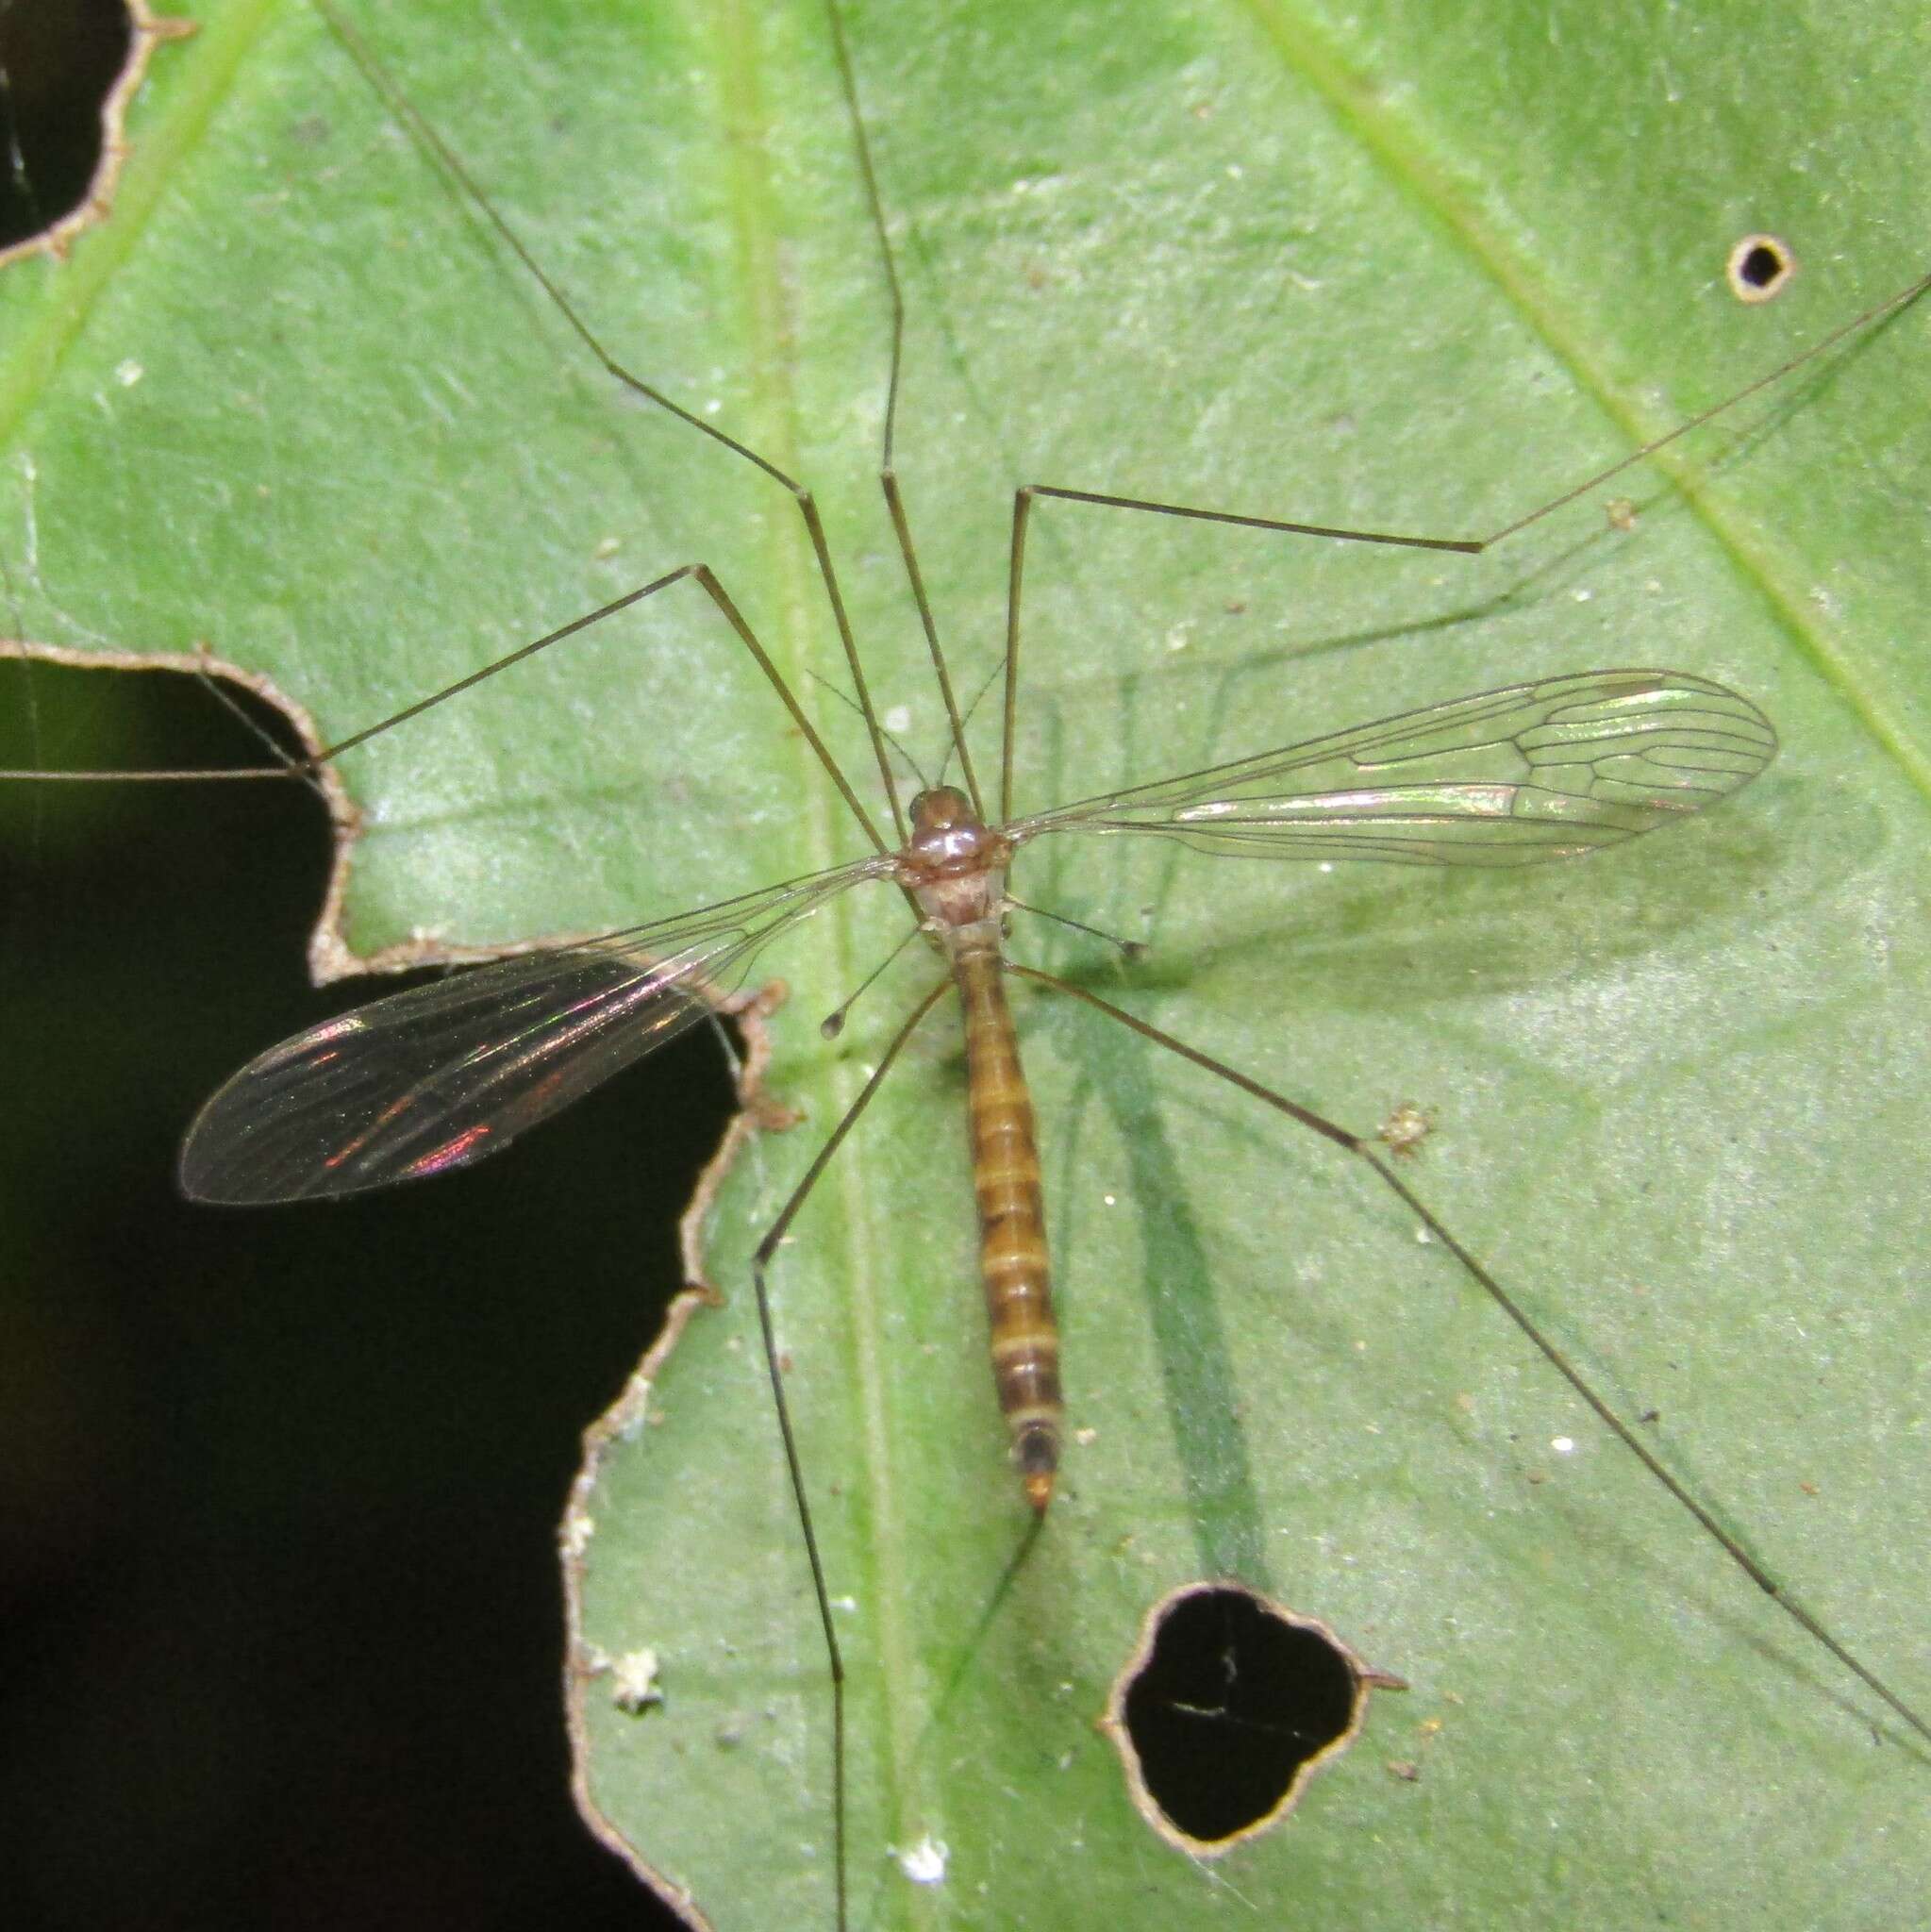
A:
0;1;191;266
0;0;131;250
2;648;744;1923
1726;233;1795;304
1103;1581;1386;1853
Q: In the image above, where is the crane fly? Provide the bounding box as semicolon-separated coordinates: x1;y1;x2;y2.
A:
4;3;1929;1929
181;667;1779;1510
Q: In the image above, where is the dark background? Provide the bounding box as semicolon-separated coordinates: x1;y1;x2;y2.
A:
2;665;731;1932
0;0;131;250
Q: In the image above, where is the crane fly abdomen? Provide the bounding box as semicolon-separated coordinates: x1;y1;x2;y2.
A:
898;785;1061;1511
954;941;1060;1511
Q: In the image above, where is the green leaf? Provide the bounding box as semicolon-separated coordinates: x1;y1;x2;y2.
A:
4;2;1927;1928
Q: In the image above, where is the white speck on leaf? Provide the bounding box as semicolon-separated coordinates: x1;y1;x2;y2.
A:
897;1837;948;1886
611;1648;663;1714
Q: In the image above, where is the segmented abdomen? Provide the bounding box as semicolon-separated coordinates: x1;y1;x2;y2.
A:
953;941;1060;1511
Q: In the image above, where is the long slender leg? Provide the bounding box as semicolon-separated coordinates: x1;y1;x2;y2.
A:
998;485;1478;822
2;564;891;857
315;0;910;847
995;267;1931;824
1010;962;1931;1750
820;0;906;476
750;977;950;1932
815;0;986;821
880;471;985;819
184;663;332;805
0;633;316;785
1474;265;1931;546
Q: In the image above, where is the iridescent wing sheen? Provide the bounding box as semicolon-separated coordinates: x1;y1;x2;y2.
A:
180;858;891;1204
1007;671;1775;867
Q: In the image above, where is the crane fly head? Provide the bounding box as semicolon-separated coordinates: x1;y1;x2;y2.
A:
902;786;1007;878
907;784;974;835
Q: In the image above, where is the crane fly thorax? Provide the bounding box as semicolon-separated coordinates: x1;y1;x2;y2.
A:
897;786;1012;941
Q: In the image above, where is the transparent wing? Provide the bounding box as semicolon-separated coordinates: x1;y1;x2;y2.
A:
1009;671;1775;867
180;858;890;1204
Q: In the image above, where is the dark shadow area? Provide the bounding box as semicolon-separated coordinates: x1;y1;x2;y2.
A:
1119;1584;1360;1845
1;662;731;1929
0;0;131;249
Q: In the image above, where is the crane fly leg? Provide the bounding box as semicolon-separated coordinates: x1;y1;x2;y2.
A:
1007;962;1931;1750
749;976;949;1932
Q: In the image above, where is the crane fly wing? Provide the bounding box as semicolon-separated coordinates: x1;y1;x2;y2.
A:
181;674;1771;1197
1009;671;1775;867
180;859;888;1205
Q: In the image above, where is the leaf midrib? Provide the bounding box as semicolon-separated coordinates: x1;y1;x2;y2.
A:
707;0;932;1894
